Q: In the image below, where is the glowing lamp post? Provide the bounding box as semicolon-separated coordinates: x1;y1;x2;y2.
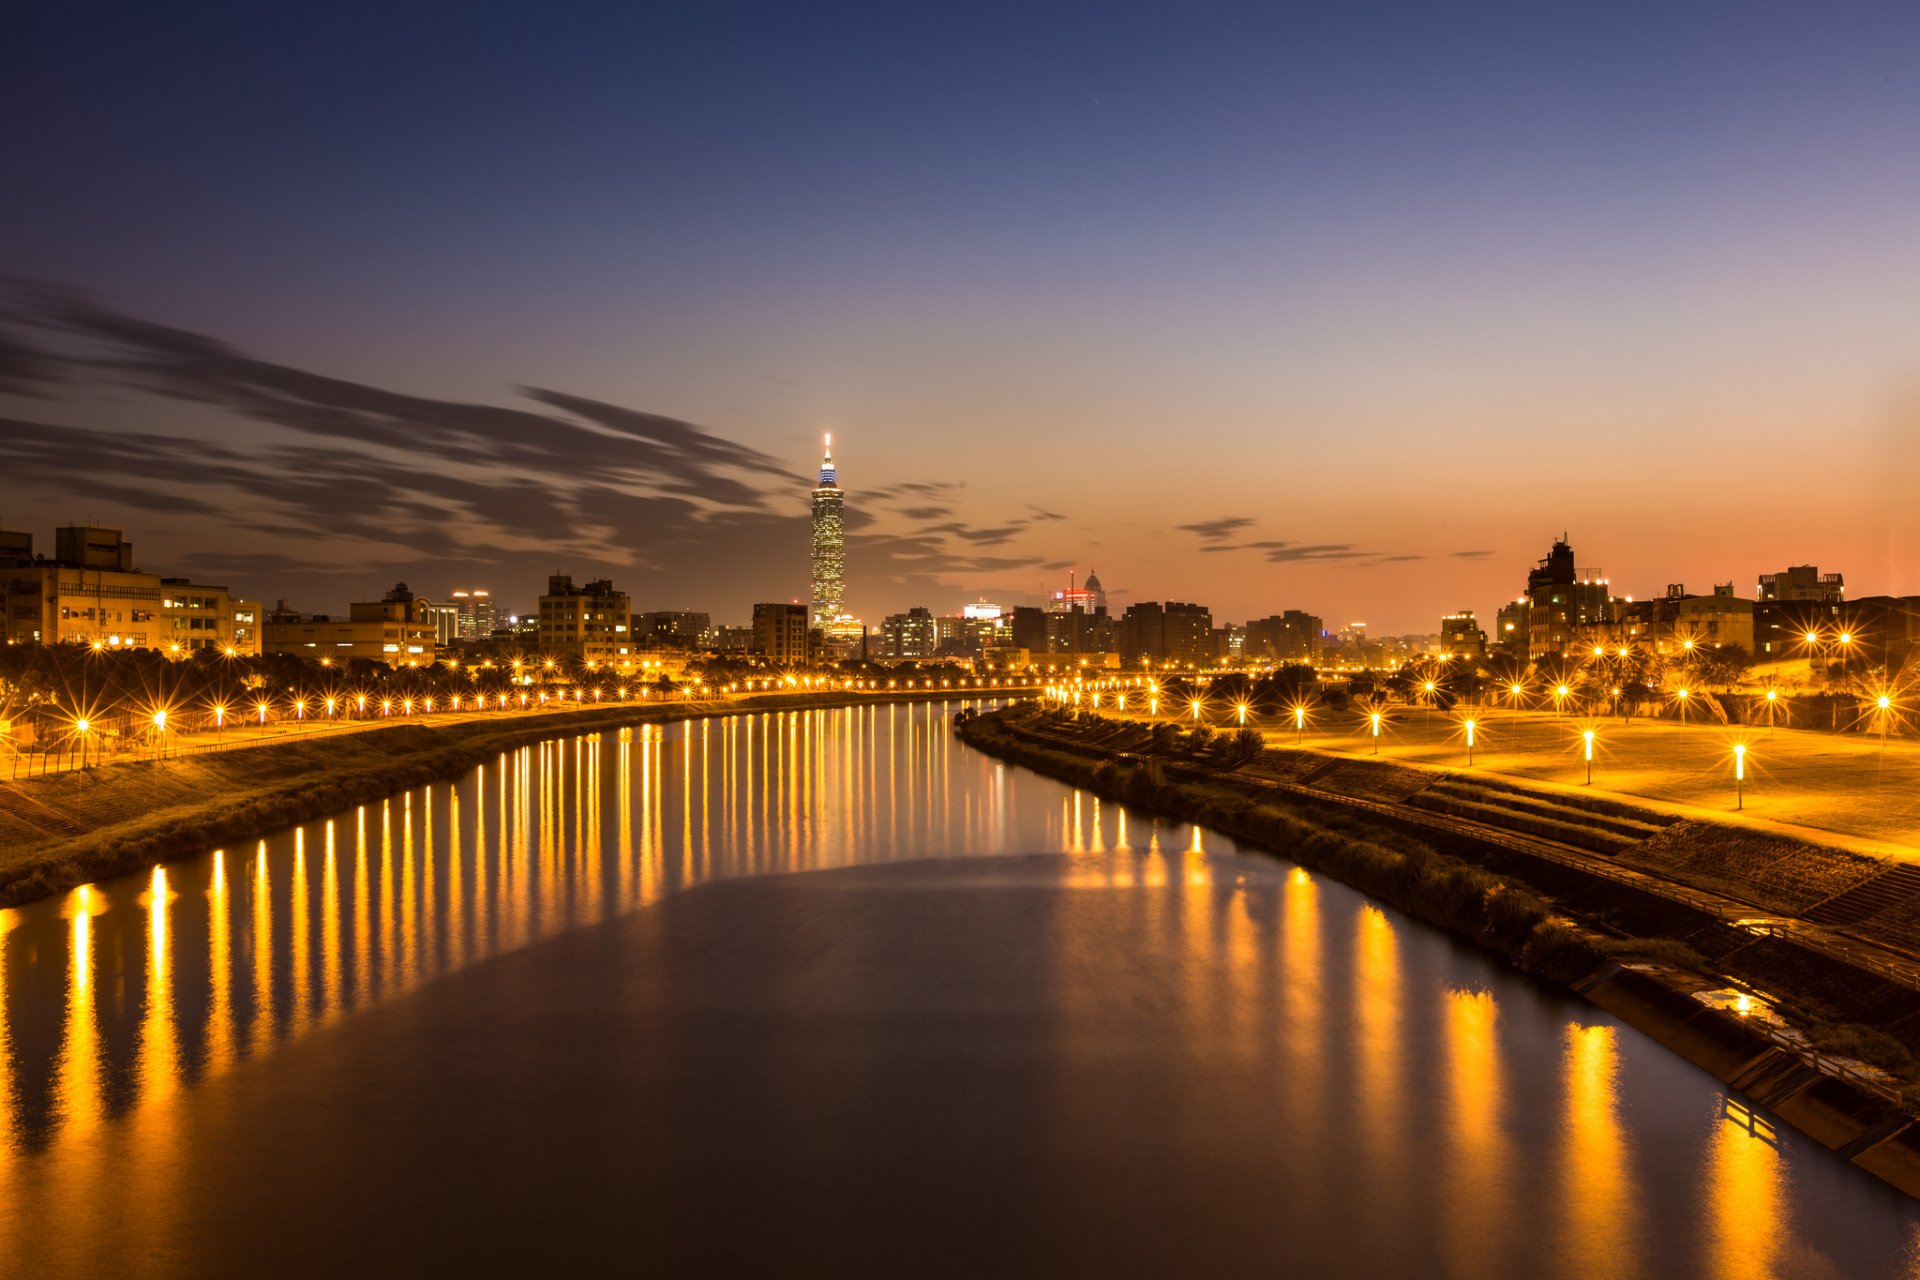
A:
214;704;226;731
1465;718;1476;766
1190;699;1202;723
1369;710;1382;755
256;701;268;726
1734;743;1746;810
75;718;91;770
1236;702;1249;727
1294;705;1307;746
1765;688;1778;736
1582;729;1595;785
326;697;337;718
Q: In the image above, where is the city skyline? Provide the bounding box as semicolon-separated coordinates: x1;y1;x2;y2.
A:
5;3;1919;630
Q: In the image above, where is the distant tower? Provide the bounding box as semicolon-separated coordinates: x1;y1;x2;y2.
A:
1084;567;1106;612
810;433;844;627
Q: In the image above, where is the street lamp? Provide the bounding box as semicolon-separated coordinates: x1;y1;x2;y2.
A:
1582;729;1595;785
1294;704;1307;746
1236;701;1249;727
1369;709;1382;754
1734;743;1746;810
1464;718;1476;766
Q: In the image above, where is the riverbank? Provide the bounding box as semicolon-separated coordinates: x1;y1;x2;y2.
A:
0;691;998;909
957;702;1920;1198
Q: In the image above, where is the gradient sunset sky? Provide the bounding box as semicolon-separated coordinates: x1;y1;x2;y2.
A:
5;1;1918;631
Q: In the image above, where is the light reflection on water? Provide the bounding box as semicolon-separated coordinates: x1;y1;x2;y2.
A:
0;699;1914;1275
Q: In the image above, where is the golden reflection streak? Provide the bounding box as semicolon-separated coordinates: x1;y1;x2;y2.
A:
290;830;311;1035
585;740;603;923
1704;1099;1786;1280
1353;904;1400;1176
400;793;417;990
1561;1024;1638;1278
0;909;14;1188
378;802;394;998
618;738;633;908
205;852;235;1073
322;822;341;1021
44;886;105;1257
354;807;372;1009
1444;987;1509;1277
252;844;273;1048
422;785;438;978
448;785;464;973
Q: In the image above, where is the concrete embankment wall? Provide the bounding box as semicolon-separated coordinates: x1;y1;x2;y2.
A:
0;691;998;909
955;707;1920;1199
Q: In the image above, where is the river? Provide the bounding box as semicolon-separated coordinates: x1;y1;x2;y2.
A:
0;701;1915;1276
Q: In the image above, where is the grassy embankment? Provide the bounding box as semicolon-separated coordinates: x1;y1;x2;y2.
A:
957;704;1920;1087
0;691;965;908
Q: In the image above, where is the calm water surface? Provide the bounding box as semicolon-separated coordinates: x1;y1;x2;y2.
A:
0;701;1916;1276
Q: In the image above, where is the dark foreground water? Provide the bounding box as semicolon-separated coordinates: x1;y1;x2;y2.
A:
0;701;1916;1277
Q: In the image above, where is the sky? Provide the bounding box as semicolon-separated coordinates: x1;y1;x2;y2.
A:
4;0;1919;631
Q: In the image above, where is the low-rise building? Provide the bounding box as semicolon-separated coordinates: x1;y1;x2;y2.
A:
0;525;246;653
262;583;438;666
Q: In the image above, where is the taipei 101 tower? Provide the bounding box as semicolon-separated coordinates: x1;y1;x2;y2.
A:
810;434;845;627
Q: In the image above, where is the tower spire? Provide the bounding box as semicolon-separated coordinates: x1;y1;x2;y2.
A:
818;433;837;488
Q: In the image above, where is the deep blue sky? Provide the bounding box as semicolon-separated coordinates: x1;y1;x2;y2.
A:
6;1;1919;627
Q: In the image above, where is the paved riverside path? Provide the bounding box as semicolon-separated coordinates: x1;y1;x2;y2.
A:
1104;702;1920;854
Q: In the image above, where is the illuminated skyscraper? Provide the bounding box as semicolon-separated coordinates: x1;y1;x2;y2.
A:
810;434;844;628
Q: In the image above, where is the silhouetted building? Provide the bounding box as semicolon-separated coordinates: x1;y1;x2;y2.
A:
1245;610;1322;663
1120;601;1213;667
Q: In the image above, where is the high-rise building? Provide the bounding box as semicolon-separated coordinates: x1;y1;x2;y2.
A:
450;589;495;640
810;434;845;629
753;602;811;665
1519;535;1611;658
881;607;938;660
